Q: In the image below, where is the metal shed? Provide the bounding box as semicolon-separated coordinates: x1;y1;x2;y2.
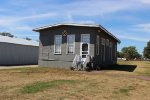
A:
0;36;39;65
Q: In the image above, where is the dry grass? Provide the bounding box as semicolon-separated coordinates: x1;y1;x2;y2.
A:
0;61;150;100
118;61;150;76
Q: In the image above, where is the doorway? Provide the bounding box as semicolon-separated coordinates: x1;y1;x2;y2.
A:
80;34;90;62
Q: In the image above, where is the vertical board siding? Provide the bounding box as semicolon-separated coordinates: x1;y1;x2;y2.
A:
39;26;95;68
38;26;118;68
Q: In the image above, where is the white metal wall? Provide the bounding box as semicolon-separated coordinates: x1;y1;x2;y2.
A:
0;42;39;65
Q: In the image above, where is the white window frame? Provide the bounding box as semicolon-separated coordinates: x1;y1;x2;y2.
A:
54;35;62;54
96;35;100;55
66;34;75;54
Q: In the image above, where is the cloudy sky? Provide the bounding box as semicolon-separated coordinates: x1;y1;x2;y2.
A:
0;0;150;54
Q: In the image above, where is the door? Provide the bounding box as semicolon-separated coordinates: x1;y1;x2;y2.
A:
80;34;90;62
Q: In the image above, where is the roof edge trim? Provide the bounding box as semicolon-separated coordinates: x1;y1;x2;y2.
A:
33;23;121;43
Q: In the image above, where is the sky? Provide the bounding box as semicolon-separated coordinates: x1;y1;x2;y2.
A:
0;0;150;54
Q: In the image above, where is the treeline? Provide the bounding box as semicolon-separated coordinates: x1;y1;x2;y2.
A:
0;32;14;38
143;41;150;59
118;40;150;60
0;32;32;41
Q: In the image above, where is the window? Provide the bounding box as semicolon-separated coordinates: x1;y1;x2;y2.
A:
82;34;90;43
67;35;75;54
96;35;100;55
54;35;62;54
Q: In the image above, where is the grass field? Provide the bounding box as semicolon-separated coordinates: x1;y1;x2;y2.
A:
0;61;150;100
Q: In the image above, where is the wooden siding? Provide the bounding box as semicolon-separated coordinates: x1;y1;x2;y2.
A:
38;26;118;68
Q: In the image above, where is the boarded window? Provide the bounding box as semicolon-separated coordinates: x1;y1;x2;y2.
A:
114;44;117;58
109;42;112;61
101;38;105;45
96;35;100;55
101;38;105;62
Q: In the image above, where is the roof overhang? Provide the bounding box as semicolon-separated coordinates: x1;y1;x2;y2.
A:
0;36;39;46
33;23;121;43
98;24;121;43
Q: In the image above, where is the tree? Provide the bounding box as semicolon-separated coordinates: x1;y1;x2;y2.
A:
143;41;150;59
25;37;32;40
0;32;14;38
121;46;139;60
117;51;124;58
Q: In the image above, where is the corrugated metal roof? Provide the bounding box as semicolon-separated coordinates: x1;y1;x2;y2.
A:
0;36;39;46
33;23;121;43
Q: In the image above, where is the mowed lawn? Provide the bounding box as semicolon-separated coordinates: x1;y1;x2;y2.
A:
0;61;150;100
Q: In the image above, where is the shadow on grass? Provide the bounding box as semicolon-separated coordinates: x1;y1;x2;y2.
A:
0;64;37;66
102;64;137;72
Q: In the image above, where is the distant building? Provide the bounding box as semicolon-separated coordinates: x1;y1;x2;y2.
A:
33;23;120;69
0;36;39;65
